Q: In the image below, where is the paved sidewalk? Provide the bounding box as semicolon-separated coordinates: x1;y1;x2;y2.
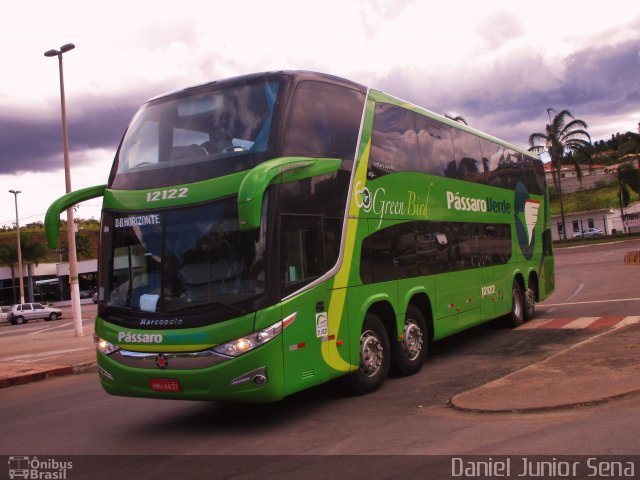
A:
0;322;96;388
451;322;640;412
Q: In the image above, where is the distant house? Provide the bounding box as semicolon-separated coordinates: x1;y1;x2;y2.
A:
551;201;640;240
544;156;640;194
544;163;615;194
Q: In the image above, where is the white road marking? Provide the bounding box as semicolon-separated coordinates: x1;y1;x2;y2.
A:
539;297;640;307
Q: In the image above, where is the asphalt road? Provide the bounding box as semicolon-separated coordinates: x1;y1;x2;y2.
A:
538;239;640;317
1;240;639;478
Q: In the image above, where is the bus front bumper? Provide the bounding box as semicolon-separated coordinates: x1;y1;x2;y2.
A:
96;336;285;403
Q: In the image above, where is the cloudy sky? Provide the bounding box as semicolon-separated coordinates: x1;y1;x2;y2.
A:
1;0;639;225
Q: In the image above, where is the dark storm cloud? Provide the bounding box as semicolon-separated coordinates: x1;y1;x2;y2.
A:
0;90;152;175
2;33;638;175
559;40;640;116
375;37;640;147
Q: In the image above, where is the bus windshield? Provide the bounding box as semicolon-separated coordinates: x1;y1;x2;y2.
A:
111;79;281;189
102;197;267;319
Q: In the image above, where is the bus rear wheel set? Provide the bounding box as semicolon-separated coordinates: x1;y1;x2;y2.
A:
349;306;429;395
510;280;536;327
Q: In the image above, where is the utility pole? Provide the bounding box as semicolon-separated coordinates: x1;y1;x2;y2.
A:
9;190;25;303
45;43;83;337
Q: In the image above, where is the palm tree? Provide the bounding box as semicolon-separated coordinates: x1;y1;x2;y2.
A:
529;109;591;239
20;233;48;302
617;163;640;233
445;114;468;125
0;243;18;303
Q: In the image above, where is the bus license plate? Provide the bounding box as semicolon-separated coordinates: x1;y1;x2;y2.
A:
149;378;181;393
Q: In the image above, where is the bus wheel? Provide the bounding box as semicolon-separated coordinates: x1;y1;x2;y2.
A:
348;314;390;395
510;281;525;327
392;305;428;376
524;283;536;320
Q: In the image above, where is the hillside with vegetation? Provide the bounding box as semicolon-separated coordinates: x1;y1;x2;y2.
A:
545;125;640;215
0;219;99;267
591;131;640;164
548;184;639;215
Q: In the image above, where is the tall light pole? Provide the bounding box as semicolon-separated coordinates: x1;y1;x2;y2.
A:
45;43;83;337
8;190;25;304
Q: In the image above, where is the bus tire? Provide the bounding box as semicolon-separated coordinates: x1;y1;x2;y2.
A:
348;313;390;395
524;282;536;321
392;305;428;376
510;281;525;327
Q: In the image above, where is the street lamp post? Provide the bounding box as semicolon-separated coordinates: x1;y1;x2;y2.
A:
44;43;83;337
8;190;25;304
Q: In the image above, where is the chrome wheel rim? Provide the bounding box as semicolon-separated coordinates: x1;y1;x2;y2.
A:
513;288;523;322
360;330;384;377
403;320;423;361
525;288;535;316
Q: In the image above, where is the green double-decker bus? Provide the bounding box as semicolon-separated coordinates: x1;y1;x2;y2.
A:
46;71;554;402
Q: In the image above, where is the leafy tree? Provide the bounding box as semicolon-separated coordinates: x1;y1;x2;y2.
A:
20;233;48;302
529;109;591;239
59;232;94;261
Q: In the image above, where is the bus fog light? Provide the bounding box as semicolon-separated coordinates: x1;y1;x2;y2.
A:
98;366;114;381
231;367;268;387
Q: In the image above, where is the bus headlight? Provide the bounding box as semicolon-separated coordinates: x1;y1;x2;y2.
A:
213;320;285;357
94;334;120;355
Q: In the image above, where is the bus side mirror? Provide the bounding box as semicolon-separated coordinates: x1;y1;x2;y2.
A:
45;184;107;249
237;157;341;231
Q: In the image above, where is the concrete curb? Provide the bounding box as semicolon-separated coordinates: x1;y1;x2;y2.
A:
0;361;97;389
450;388;640;414
449;322;640;414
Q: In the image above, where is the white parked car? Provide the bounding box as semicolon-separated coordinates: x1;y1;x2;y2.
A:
0;306;11;323
7;303;62;325
574;228;604;239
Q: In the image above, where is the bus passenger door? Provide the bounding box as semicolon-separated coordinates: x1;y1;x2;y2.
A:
278;212;351;393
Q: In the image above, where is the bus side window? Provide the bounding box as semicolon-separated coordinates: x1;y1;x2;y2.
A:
480;139;504;188
276;166;351;296
279;215;325;296
282;81;365;160
369;103;420;176
416;115;455;177
523;159;546;196
451;129;484;183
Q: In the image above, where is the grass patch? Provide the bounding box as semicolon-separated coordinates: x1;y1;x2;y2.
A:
550;185;623;214
553;232;640;248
